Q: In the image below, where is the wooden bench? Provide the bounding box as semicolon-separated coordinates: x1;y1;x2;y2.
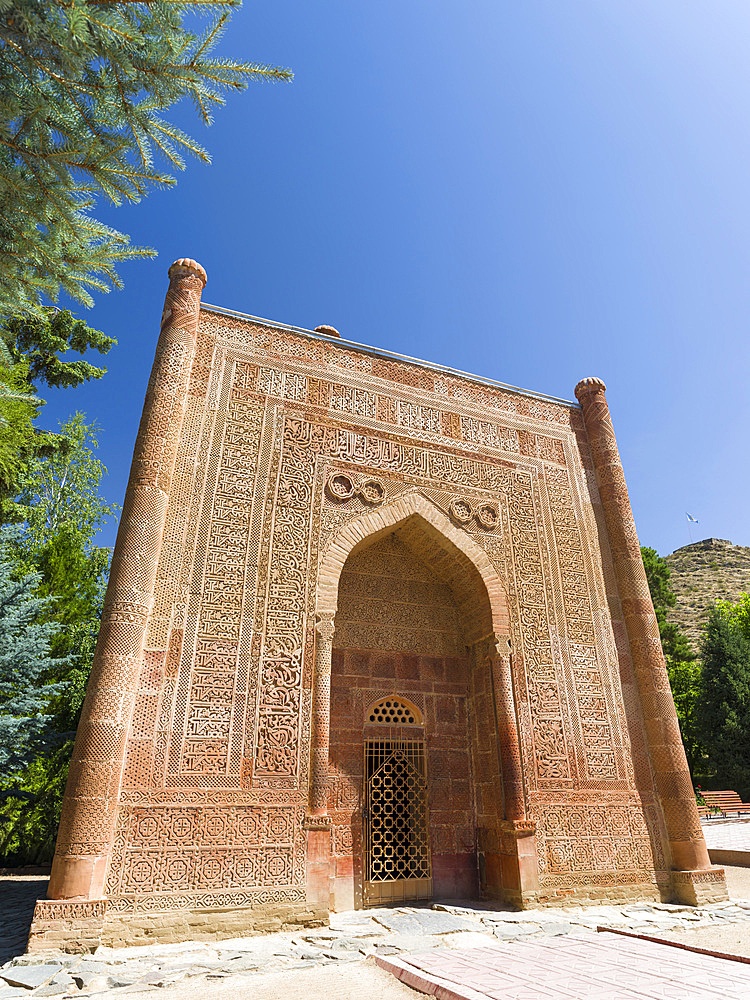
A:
700;790;750;818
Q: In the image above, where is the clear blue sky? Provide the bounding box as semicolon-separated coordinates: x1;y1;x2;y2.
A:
44;0;750;555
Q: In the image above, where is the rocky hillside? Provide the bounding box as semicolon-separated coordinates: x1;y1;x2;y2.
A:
664;538;750;651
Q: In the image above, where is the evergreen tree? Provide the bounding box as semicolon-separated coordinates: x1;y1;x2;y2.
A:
0;309;116;520
698;604;750;800
0;526;66;777
641;546;704;774
3;309;115;390
0;415;113;863
0;352;40;501
0;0;291;316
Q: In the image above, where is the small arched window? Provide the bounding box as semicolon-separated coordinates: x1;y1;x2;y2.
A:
366;696;423;726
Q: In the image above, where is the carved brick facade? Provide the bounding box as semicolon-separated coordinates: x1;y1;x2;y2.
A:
29;260;726;951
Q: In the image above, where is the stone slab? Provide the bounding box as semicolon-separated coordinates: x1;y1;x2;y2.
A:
0;965;62;989
372;912;478;936
34;984;72;997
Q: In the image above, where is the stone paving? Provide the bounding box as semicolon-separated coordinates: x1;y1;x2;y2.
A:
378;932;750;1000
702;820;750;853
3;884;750;997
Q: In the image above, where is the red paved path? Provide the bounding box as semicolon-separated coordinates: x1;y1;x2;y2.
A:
377;932;750;999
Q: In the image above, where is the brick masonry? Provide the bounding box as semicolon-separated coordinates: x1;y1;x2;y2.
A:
29;261;725;950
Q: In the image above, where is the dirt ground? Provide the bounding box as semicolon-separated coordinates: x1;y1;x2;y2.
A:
106;962;420;1000
637;865;750;960
722;864;750;900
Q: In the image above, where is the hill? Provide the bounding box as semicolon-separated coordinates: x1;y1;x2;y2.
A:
665;538;750;651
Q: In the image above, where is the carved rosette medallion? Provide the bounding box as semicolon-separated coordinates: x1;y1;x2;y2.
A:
325;471;386;505
448;497;499;531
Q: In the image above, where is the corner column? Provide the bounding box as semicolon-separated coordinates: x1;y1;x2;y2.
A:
489;644;539;902
47;259;207;903
575;377;725;903
304;612;335;911
308;612;336;818
489;650;525;822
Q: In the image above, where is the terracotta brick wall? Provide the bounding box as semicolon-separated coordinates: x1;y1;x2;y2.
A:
335;534;465;655
44;281;725;950
329;646;479;908
329;531;503;907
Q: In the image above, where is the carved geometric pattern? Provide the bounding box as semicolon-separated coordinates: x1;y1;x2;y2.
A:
106;804;304;906
364;740;431;885
368;697;421;726
56;301;690;928
533;801;661;888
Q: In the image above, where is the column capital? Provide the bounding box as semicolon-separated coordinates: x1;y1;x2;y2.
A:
574;376;606;401
314;611;336;643
499;818;537;837
168;257;208;288
486;633;511;659
303;814;332;830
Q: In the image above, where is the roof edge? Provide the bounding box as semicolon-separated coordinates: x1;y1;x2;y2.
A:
200;303;580;410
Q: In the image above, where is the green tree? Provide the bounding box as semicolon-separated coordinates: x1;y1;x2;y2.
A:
0;415;114;864
0;526;67;778
641;546;704;774
3;309;115;390
0;352;40;501
0;0;291;317
698;602;750;800
641;546;674;611
715;592;750;636
13;414;116;718
0;309;116;521
14;412;118;549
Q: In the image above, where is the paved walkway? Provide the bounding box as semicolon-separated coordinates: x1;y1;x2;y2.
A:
2;868;750;997
703;820;750;852
377;932;750;1000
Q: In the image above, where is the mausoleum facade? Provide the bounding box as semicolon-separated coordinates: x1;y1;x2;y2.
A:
29;259;726;950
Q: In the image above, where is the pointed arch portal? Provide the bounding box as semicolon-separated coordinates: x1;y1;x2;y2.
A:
307;493;538;910
316;492;508;640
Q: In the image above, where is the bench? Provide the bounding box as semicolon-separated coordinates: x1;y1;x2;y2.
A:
697;802;724;819
700;789;750;818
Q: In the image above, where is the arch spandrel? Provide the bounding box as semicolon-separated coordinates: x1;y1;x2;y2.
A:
316;492;509;645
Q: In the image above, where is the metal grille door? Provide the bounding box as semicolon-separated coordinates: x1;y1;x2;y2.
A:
363;739;432;906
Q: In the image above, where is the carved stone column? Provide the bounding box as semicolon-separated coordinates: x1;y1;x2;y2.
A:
575;377;725;904
488;642;539;903
489;650;525;822
304;612;335;912
308;611;336;818
48;259;207;902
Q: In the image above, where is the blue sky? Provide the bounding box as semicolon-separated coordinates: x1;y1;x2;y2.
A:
44;1;750;554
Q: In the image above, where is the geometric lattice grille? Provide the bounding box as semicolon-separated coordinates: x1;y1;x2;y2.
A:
367;698;420;726
364;739;432;905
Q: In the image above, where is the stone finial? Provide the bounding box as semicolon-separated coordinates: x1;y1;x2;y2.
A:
574;376;606;401
314;325;341;339
168;258;208;287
